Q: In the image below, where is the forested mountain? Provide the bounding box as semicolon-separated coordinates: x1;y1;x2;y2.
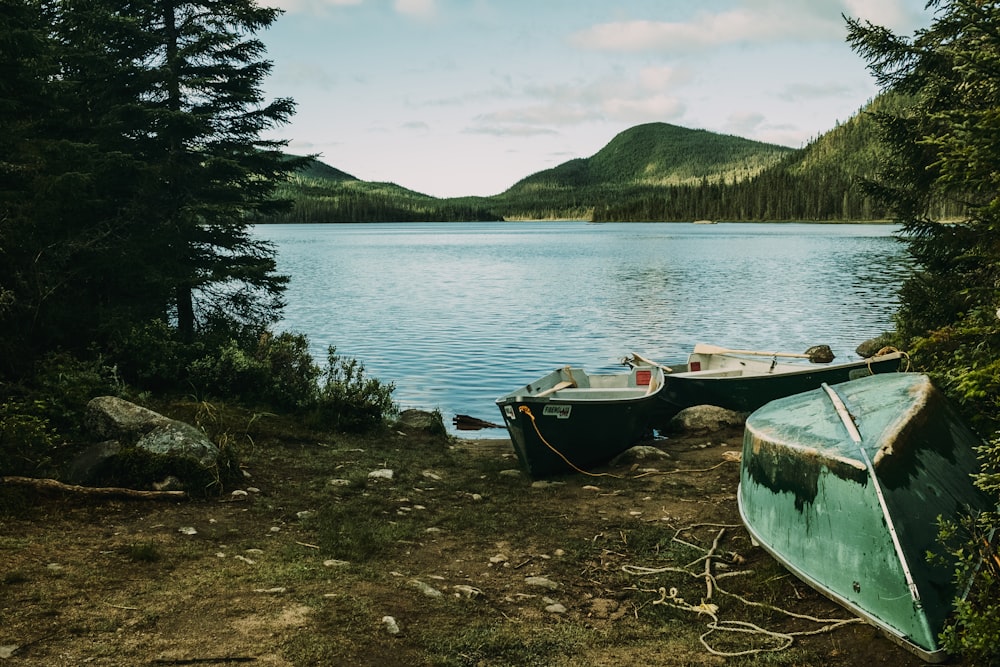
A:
266;164;501;222
267;96;942;223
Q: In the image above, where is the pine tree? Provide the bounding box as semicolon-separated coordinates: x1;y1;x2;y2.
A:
847;3;1000;662
129;0;305;338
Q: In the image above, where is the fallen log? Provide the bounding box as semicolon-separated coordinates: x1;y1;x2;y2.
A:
0;476;188;500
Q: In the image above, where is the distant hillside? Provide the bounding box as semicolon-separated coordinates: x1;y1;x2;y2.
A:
491;123;794;219
509;123;793;192
263;158;500;223
266;99;936;223
592;96;914;222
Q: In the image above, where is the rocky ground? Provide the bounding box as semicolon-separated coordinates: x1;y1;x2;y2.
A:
0;406;939;666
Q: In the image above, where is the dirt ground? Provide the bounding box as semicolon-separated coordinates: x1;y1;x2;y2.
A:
0;413;943;666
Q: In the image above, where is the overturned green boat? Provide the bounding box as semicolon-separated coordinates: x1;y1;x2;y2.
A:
738;373;991;662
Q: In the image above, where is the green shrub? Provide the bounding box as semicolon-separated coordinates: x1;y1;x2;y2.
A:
308;347;397;433
0;401;61;476
32;351;124;435
188;331;320;410
937;509;1000;666
111;320;201;393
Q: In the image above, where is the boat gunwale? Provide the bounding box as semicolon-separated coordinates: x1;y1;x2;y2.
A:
668;351;905;381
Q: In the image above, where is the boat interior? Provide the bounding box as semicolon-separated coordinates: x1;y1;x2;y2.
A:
512;365;662;401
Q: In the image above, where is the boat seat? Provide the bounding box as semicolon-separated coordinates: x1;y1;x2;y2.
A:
676;369;743;379
549;388;646;400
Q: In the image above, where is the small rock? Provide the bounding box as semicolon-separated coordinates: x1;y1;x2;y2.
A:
329;478;351;486
45;563;63;572
582;485;600;491
545;603;567;614
612;445;670;464
231;489;248;498
530;480;565;489
152;476;183;491
805;344;835;363
425;527;444;534
296;510;315;520
324;559;350;568
408;579;443;598
489;554;508;564
499;469;522;477
246;487;261;494
525;576;559;591
421;470;442;481
669;405;746;434
178;526;197;535
269;526;281;533
0;645;18;659
453;585;483;599
382;615;400;635
369;469;394;481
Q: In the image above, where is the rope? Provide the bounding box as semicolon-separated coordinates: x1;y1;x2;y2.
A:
872;345;911;372
517;405;622;479
623;526;862;658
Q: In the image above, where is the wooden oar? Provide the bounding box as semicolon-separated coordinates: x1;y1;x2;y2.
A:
692;343;811;359
535;380;575;397
625;352;673;372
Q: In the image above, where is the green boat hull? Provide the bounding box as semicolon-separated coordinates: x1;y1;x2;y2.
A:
496;365;664;477
660;354;904;414
738;373;990;661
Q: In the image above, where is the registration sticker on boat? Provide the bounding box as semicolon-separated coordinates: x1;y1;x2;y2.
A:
543;404;572;419
504;405;515;420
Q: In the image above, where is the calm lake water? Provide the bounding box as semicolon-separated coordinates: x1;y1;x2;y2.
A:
254;222;910;435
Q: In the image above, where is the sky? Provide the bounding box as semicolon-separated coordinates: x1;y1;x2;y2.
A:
258;0;936;198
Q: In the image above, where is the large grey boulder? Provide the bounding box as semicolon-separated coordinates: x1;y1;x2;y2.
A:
67;396;220;486
86;396;219;466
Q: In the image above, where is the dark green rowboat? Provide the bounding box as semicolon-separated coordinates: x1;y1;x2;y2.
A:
738;373;991;661
496;364;665;478
654;344;907;415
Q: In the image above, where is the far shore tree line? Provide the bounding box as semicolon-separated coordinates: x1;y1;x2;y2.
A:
0;1;997;663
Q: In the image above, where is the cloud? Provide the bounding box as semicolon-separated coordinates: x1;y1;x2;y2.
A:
570;6;842;52
841;0;914;30
394;0;435;18
776;81;858;101
602;94;685;123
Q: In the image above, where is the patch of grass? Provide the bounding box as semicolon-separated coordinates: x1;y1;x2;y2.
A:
317;490;421;562
418;621;592;667
2;569;29;585
123;541;162;563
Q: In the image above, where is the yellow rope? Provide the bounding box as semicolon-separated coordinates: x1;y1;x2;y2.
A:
872;345;911;372
517;405;622;479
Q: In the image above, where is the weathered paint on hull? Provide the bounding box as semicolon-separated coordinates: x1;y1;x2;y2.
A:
660;355;903;414
497;397;658;477
738;373;990;661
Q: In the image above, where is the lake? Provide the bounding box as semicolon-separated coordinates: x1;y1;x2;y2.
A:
254;221;909;435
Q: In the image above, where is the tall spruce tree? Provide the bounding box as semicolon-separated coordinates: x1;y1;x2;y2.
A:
131;0;303;338
847;2;1000;662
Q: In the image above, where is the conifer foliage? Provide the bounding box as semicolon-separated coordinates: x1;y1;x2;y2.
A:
848;2;1000;662
0;0;301;376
